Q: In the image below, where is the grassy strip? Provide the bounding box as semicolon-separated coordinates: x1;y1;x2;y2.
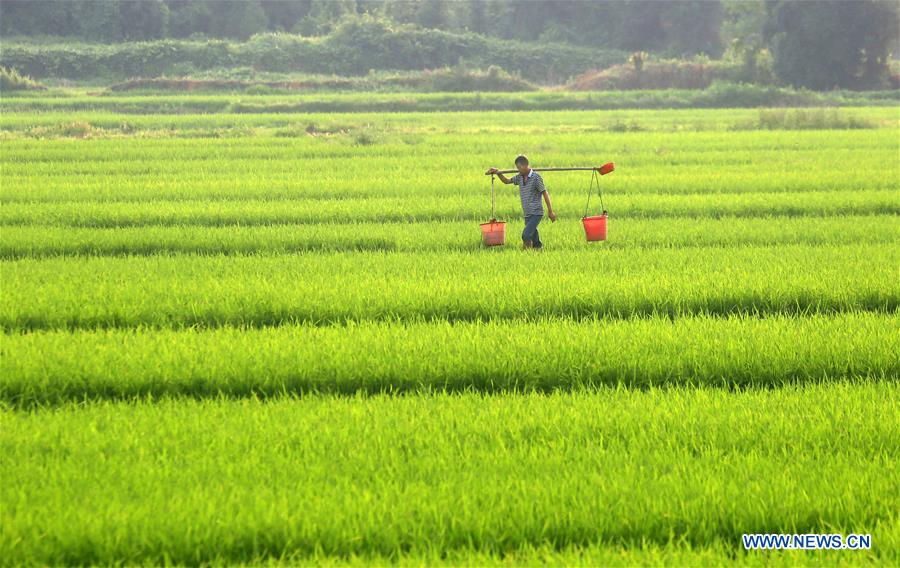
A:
0;215;895;258
1;87;898;114
4;124;893;159
1;128;896;210
2;313;897;407
3;172;898;204
2;382;897;564
1;106;897;135
2;190;897;227
1;244;896;331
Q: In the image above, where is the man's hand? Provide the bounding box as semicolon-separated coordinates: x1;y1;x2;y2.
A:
485;167;499;175
548;211;557;222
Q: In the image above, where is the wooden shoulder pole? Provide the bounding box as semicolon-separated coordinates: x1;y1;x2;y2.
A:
485;164;614;175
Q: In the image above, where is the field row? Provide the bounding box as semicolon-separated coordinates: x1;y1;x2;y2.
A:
2;244;896;331
0;215;895;258
0;104;900;131
2;313;897;407
2;128;894;163
4;128;894;161
2;381;897;564
2;190;896;227
3;170;897;203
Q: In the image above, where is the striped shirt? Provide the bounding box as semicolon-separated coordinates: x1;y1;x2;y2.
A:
510;169;546;216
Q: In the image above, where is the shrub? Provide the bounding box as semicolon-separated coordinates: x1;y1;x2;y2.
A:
421;65;535;92
570;59;734;90
0;23;627;83
0;66;45;91
26;121;94;139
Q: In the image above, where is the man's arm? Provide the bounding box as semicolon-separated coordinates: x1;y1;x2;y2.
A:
542;188;557;222
485;168;515;184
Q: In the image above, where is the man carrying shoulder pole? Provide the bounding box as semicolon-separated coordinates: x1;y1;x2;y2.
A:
486;155;556;251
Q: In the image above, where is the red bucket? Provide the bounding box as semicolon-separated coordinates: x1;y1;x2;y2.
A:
582;213;607;242
480;220;506;246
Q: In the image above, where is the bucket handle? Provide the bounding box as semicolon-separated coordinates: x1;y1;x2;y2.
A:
583;169;606;218
490;174;496;220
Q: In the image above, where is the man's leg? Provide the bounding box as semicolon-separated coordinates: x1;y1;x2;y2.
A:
532;223;543;249
522;215;540;249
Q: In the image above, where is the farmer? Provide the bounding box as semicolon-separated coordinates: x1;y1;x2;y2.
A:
486;155;556;250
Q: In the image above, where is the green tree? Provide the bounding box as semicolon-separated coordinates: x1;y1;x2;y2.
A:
764;0;898;89
1;0;47;35
292;0;356;35
721;0;766;49
464;0;488;35
663;0;724;57
120;0;169;40
259;0;312;32
415;0;446;29
75;0;122;42
208;0;269;40
165;0;212;38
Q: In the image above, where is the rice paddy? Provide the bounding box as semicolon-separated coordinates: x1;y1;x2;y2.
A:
1;94;897;564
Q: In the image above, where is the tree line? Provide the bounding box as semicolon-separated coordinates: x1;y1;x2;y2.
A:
1;0;897;89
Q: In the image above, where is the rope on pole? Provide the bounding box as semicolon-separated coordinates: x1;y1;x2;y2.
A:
490;174;496;220
583;170;606;218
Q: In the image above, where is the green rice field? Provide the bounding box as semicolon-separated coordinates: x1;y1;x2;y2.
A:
1;94;898;565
